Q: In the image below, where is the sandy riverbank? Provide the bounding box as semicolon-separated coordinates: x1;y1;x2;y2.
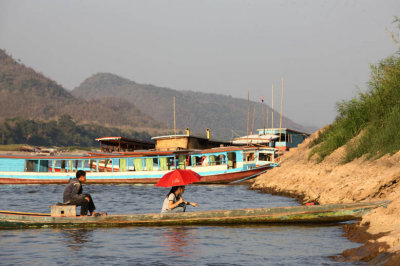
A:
251;130;400;265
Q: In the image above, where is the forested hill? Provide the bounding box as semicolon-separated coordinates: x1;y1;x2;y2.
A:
0;48;313;145
73;73;314;140
0;49;163;130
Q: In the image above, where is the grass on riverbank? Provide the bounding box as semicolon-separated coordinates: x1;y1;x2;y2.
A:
0;144;28;151
309;53;400;163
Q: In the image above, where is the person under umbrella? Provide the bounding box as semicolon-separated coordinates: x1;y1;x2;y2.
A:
160;186;198;213
156;169;199;213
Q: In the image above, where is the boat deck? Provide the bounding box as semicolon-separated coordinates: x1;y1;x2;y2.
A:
0;201;389;228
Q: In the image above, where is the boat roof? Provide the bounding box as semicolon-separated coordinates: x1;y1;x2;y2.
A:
192;146;275;154
95;136;155;145
151;134;230;144
232;134;279;144
88;149;190;157
255;128;311;135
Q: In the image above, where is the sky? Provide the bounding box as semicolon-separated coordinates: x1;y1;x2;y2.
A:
0;0;399;128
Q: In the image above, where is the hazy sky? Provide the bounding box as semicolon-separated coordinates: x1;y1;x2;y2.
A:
1;0;399;128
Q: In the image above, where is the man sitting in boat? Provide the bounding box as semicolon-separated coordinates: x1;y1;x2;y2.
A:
161;186;198;213
62;170;99;216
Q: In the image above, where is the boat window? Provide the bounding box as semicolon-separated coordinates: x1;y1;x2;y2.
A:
278;134;287;142
153;158;158;165
209;155;217;166
25;160;38;172
244;152;255;162
227;152;236;169
168;157;175;169
145;158;153;171
88;159;95;172
127;158;135;171
207;154;226;165
159;157;168;170
259;152;272;162
192;156;202;166
178;155;186;169
134;158;143;171
216;154;226;165
61;160;66;172
25;160;49;172
152;158;159;170
119;158;127;172
201;156;208;166
103;158;112;172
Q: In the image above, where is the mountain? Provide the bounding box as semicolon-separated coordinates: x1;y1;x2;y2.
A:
73;73;315;140
0;49;163;131
0;48;314;143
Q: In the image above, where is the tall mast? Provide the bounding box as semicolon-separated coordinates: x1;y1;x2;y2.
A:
262;97;265;135
251;104;256;135
271;84;274;128
247;89;250;143
173;96;176;137
279;77;284;144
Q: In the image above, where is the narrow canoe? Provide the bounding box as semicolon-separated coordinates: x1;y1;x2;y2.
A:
0;201;389;229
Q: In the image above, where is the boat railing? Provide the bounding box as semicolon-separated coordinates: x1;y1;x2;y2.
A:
3;149;246;174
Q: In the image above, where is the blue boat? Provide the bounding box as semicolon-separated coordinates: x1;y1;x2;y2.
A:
0;146;278;184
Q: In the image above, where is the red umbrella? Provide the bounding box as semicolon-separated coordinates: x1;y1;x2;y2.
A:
155;169;201;187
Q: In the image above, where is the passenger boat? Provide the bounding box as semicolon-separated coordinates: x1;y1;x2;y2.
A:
0;201;388;228
0;146;277;184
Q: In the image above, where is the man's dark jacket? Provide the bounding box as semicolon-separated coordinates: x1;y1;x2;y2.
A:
63;178;85;204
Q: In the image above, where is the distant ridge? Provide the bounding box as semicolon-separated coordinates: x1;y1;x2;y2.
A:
0;50;163;130
0;48;315;143
73;73;315;139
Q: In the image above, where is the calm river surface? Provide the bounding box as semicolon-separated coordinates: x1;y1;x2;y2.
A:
0;184;363;265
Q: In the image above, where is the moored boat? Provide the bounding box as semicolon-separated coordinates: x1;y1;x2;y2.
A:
0;146;277;184
0;201;389;228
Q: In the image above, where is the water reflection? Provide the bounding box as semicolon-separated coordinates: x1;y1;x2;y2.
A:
59;228;94;251
160;227;198;256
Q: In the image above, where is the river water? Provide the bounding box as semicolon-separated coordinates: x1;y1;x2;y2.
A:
0;184;363;265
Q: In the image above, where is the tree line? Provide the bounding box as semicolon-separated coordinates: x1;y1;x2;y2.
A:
0;115;152;147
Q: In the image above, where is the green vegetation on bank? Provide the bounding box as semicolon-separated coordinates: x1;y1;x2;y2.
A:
0;144;28;151
310;50;400;163
0;115;152;147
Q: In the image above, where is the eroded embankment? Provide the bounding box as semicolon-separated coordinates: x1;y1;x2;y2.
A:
251;130;400;265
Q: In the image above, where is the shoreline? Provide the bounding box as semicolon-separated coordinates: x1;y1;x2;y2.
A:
251;184;396;264
250;130;400;265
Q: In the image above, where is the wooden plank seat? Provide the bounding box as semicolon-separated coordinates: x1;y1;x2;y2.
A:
50;205;77;217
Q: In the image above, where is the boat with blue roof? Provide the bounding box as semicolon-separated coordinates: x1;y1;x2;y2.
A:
0;146;277;184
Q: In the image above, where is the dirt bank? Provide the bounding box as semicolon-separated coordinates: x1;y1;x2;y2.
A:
251;130;400;265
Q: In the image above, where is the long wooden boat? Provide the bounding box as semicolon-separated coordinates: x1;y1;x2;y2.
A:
0;201;388;229
0;146;277;184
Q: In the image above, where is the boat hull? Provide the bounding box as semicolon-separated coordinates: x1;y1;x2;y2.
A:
0;165;270;184
0;201;388;228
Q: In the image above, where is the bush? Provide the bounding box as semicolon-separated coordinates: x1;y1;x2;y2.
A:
310;53;400;163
